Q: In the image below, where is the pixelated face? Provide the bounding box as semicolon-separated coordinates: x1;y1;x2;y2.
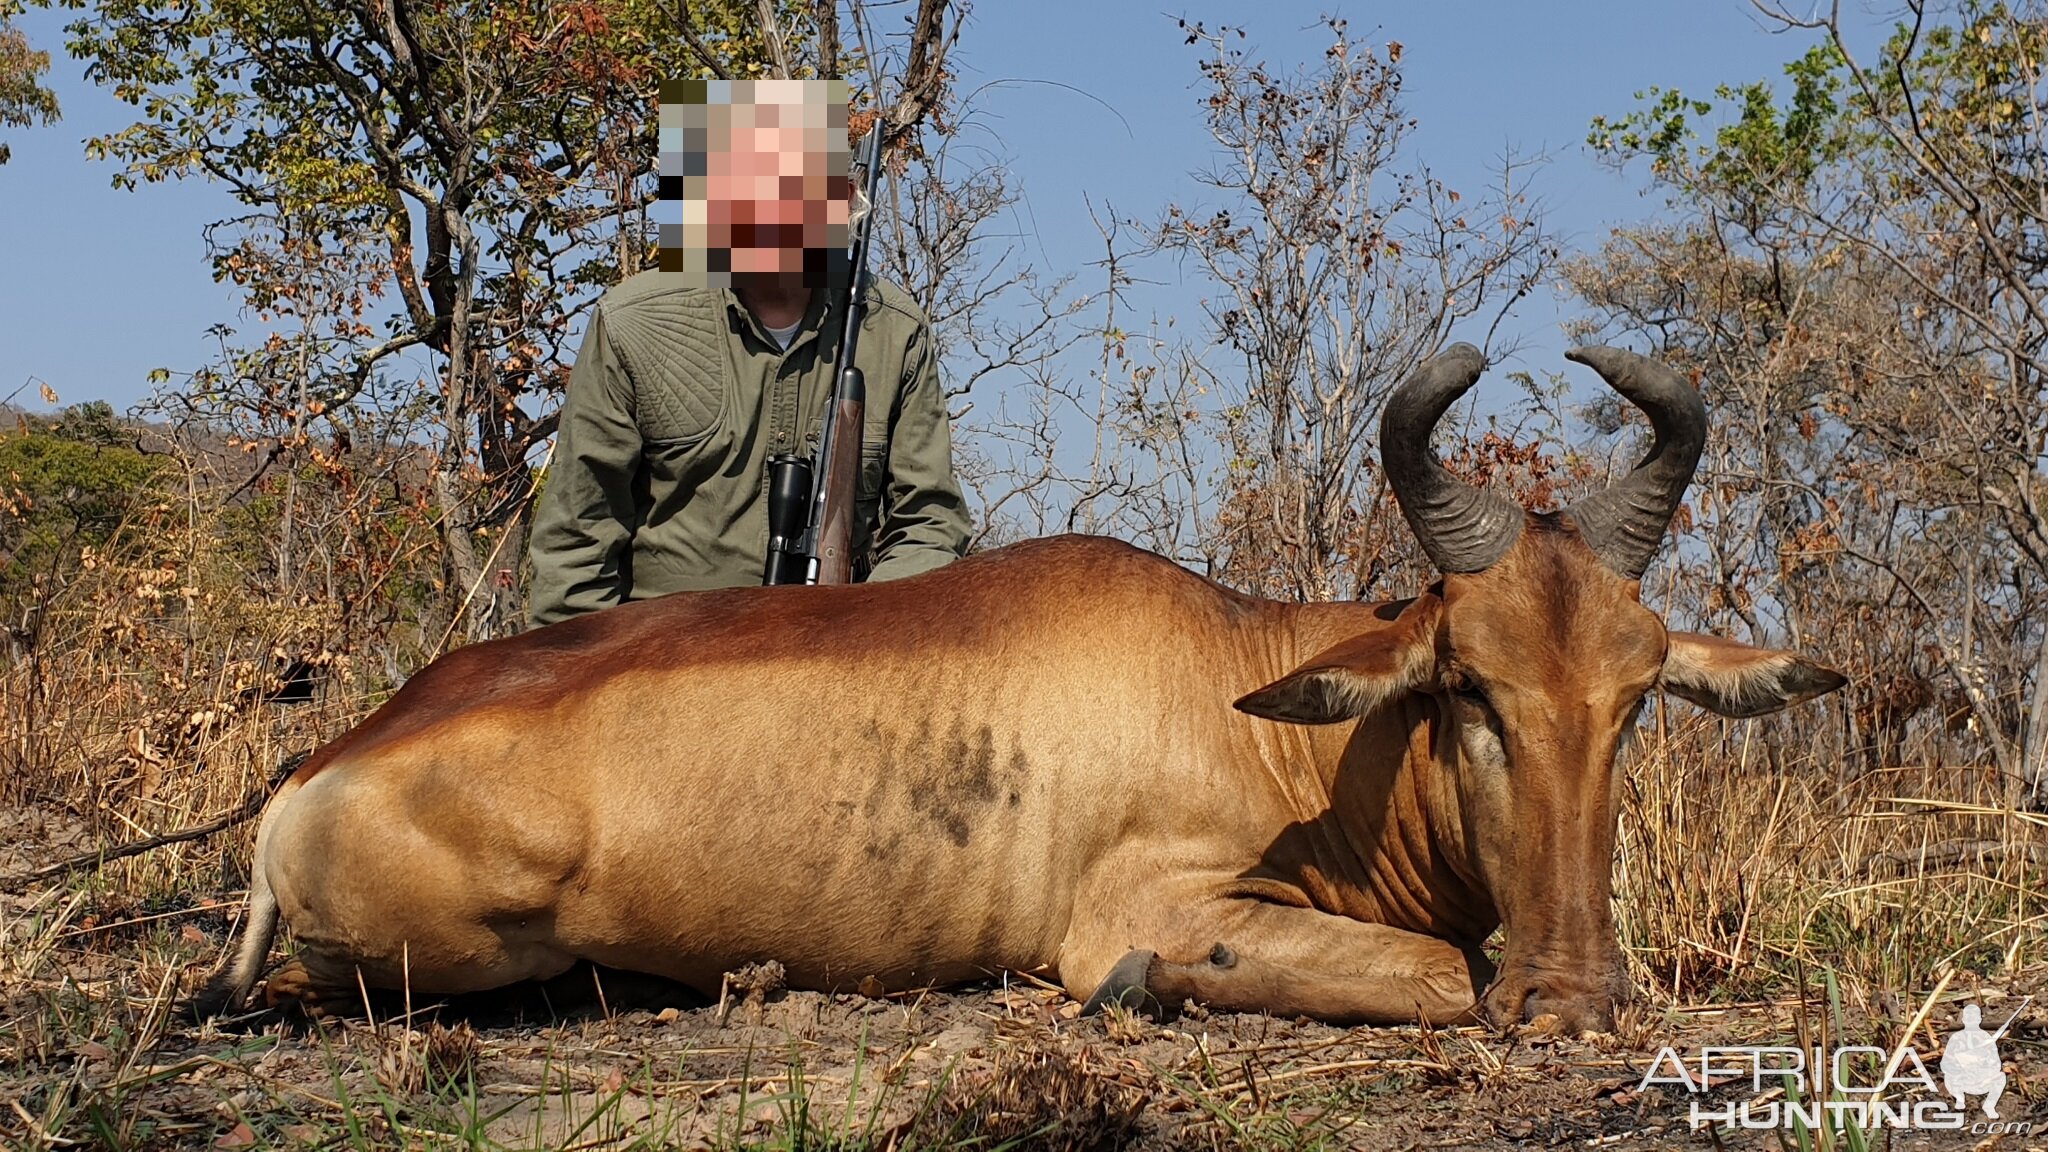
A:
659;78;852;282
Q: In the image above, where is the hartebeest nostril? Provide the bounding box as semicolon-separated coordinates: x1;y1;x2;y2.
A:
1481;979;1613;1033
1482;957;1627;1035
1522;989;1616;1035
1481;978;1531;1026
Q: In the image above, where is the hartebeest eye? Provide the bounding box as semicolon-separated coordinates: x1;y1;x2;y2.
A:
1445;674;1504;747
1444;668;1492;712
1446;673;1509;771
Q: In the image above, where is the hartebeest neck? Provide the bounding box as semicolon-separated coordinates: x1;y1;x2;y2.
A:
1256;602;1500;945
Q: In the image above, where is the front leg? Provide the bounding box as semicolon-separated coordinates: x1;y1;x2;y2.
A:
1064;892;1487;1027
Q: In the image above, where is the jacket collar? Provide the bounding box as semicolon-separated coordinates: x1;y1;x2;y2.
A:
721;250;851;358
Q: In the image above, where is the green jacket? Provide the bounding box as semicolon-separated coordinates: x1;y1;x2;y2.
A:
526;262;971;627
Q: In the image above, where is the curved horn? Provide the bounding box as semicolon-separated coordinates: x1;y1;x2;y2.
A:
1561;346;1707;579
1379;342;1524;573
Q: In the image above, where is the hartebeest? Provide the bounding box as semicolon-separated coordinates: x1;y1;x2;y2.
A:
193;345;1843;1033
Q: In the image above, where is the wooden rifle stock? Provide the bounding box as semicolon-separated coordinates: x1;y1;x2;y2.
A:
811;369;865;585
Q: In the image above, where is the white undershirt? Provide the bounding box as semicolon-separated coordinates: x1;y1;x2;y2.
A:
765;319;802;350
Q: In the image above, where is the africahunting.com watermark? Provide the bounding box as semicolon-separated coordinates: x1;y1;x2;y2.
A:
1638;999;2033;1135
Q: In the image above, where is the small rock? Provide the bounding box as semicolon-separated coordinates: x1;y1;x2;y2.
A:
1496;1117;1537;1139
717;960;788;1025
655;1006;680;1024
926;1023;984;1056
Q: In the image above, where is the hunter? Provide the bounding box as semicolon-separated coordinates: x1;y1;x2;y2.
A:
527;78;970;626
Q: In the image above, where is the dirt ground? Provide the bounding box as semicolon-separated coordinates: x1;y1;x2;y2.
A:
5;803;2047;1151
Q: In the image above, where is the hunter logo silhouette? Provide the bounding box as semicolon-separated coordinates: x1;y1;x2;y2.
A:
1940;1000;2027;1119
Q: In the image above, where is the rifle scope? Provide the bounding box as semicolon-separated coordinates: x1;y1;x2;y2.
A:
763;453;815;586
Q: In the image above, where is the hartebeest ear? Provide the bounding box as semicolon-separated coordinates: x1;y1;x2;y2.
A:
1660;632;1847;719
1235;599;1441;725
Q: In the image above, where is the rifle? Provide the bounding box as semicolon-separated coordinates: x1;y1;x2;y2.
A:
763;121;886;586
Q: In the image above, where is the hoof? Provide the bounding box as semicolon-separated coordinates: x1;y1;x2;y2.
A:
186;970;247;1022
261;959;340;1017
1080;949;1160;1016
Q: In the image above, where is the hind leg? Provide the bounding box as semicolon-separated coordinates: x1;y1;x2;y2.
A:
264;928;578;1014
266;765;584;1003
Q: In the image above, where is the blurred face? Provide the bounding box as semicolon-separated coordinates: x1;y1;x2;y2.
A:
659;78;851;281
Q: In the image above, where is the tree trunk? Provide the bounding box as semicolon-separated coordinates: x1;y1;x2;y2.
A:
434;466;484;638
2024;635;2048;808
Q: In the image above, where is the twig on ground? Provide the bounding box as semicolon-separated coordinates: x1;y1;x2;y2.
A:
1207;1056;1453;1097
0;753;305;894
56;900;237;940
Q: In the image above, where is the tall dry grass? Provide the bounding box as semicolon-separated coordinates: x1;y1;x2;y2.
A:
1616;702;2044;1014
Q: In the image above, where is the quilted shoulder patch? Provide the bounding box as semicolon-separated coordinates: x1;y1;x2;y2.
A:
601;289;730;443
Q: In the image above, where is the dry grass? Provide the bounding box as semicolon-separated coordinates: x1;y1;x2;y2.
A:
3;452;2046;1149
1616;704;2045;1013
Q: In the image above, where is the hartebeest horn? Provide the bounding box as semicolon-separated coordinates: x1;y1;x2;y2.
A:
1560;346;1707;580
1380;342;1524;573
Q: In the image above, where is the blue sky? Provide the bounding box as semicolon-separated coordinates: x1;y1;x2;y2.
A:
0;1;1890;414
